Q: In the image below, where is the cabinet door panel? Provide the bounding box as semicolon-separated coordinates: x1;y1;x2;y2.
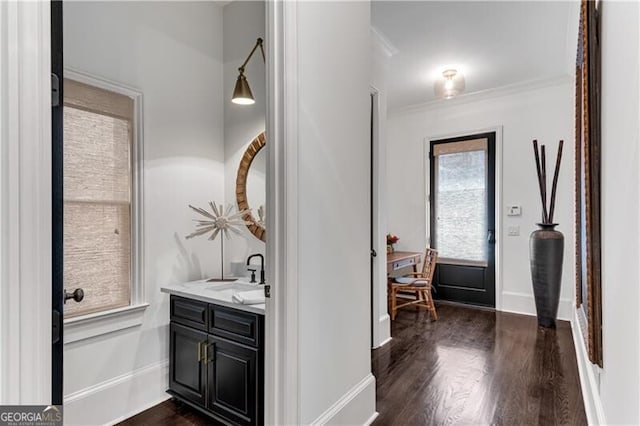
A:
208;336;259;426
169;323;207;406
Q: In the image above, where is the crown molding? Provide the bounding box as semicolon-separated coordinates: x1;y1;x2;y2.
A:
389;74;573;117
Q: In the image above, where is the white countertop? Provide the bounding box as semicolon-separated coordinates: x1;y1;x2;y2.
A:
161;279;266;315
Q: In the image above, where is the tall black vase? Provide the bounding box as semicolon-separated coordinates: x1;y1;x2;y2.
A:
529;223;564;328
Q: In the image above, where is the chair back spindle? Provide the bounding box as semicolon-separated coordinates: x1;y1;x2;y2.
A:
420;248;438;283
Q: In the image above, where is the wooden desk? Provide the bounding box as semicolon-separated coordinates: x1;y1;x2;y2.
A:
387;252;423;315
387;251;421;274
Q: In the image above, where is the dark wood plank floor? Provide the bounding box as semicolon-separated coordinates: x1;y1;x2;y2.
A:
117;399;214;426
119;303;586;426
373;303;587;425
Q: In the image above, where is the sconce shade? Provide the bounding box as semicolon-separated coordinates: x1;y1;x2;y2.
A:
434;69;465;99
232;73;255;105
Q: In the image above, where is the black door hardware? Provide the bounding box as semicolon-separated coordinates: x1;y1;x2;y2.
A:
64;288;84;304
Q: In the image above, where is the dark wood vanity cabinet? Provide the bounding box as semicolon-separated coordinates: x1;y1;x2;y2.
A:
168;296;264;425
208;336;259;425
169;323;208;406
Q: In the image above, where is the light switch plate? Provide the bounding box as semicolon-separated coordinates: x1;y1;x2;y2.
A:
507;226;520;236
507;205;522;216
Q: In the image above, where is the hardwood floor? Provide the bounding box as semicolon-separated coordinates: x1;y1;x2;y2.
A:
120;303;586;425
372;303;587;425
117;399;215;426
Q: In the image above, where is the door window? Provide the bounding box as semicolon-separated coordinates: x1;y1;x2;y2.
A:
433;138;488;266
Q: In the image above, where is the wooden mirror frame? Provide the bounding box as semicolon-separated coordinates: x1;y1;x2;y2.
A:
575;0;602;367
236;132;266;242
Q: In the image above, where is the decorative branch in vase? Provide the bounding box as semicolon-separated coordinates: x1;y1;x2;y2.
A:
186;202;251;282
530;139;564;328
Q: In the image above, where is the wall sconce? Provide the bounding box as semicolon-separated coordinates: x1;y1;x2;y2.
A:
434;69;465;100
232;38;265;105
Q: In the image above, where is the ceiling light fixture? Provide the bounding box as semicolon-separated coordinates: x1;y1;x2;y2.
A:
232;38;265;105
434;69;465;100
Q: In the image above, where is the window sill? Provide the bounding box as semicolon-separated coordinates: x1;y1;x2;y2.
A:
64;303;149;344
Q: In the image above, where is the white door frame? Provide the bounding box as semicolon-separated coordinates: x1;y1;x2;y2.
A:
423;126;504;310
369;86;391;349
0;0;53;404
264;0;300;424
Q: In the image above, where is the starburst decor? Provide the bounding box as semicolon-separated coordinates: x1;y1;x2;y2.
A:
186;202;250;241
186;202;251;281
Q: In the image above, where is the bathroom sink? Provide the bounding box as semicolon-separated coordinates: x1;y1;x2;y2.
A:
179;278;256;288
170;279;264;305
202;282;265;305
204;282;262;292
179;280;225;289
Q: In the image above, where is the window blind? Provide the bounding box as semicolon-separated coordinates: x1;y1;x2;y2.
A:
63;79;134;318
432;138;488;156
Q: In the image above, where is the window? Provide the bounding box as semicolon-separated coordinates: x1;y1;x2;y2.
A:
432;138;488;265
63;74;143;322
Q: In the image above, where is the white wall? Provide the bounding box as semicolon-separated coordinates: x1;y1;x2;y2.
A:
577;2;640;424
386;80;576;319
63;2;225;424
296;1;377;423
223;1;266;273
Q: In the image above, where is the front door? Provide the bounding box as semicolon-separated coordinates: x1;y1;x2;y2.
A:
429;132;496;307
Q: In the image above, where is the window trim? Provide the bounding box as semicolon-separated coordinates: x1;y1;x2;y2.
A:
63;69;146;343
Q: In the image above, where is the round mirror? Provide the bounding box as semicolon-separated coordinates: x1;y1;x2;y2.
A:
236;132;266;242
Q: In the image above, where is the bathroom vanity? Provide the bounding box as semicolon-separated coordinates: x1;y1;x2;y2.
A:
161;280;265;425
160;129;268;425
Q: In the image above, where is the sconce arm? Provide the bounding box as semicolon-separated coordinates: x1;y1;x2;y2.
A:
238;38;265;73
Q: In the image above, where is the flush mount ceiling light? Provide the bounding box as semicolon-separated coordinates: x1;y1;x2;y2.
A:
232;38;265;105
434;69;465;100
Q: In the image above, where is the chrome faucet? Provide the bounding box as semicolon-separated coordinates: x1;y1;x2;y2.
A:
246;253;265;285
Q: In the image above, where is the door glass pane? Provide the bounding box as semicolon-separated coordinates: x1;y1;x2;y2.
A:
435;149;487;264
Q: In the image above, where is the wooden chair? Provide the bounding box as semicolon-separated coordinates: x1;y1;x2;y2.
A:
388;248;438;321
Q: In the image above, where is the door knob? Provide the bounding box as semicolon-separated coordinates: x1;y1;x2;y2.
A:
487;230;496;244
64;288;84;304
371;249;377;258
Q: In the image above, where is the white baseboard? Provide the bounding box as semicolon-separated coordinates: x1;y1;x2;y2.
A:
364;411;379;426
571;310;606;425
311;373;377;425
375;336;392;349
373;314;391;348
500;291;572;321
64;360;170;425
